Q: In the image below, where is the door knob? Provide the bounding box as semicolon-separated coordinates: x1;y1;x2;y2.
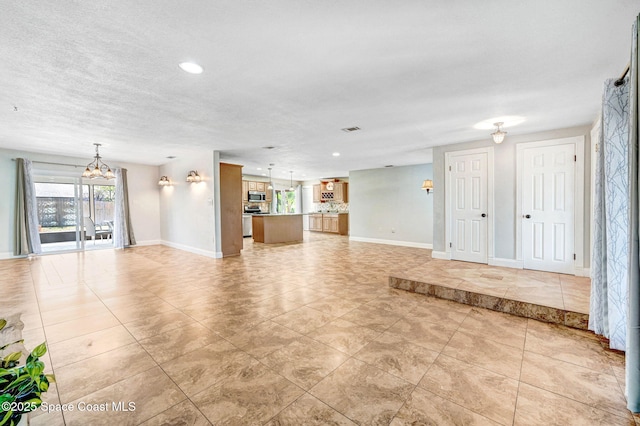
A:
481;213;486;218
524;214;531;219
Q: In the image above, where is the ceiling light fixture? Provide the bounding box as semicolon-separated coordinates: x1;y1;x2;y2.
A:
82;143;115;179
186;170;201;183
288;171;294;191
491;122;507;144
332;152;340;157
267;167;273;190
158;176;171;186
179;62;203;74
341;126;360;132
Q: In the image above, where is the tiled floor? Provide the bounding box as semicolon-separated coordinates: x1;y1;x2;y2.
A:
1;232;636;425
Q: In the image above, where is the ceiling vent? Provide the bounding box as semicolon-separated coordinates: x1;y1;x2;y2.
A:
341;126;360;132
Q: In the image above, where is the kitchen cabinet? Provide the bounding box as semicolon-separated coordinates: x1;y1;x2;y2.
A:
266;188;272;202
248;181;257;191
316;181;348;203
220;163;243;257
242;181;248;202
309;213;348;235
333;182;348;203
313;185;321;203
256;182;266;192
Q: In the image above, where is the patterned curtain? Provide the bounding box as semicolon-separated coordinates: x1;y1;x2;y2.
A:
589;78;630;351
626;13;639;414
113;168;136;249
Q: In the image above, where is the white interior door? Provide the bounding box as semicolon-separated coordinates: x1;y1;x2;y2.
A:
450;152;488;263
522;143;575;274
302;186;313;230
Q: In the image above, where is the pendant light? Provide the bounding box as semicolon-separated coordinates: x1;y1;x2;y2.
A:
288;171;294;191
267;167;273;190
491;122;507;144
82;143;115;179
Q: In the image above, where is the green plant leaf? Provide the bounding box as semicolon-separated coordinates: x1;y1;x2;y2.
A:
0;319;6;331
30;343;46;358
2;352;22;364
0;410;13;426
45;374;55;383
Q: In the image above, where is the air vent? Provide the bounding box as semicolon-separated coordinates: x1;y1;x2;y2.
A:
262;146;276;150
341;126;360;132
166;156;176;159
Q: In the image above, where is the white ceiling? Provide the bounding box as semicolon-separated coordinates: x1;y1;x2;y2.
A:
0;1;636;180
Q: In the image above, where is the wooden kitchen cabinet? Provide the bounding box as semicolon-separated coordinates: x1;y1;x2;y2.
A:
256;182;266;192
242;181;248;201
310;213;348;235
309;214;323;231
266;188;272;202
220;163;243;257
248;181;257;190
313;185;321;203
333;182;348;203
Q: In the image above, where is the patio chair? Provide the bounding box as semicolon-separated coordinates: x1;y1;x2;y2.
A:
83;217;110;243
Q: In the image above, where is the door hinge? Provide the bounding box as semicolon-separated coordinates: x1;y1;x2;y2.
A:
449;242;452;248
574;155;577;162
573;253;576;260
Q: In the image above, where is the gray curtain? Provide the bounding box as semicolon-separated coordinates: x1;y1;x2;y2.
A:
627;13;639;414
589;77;630;351
113;168;136;248
14;158;42;255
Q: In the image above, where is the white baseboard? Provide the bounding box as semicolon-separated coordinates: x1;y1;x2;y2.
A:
349;236;432;249
431;250;451;260
136;239;162;246
489;257;524;269
0;252;17;260
575;267;591;277
161;240;223;259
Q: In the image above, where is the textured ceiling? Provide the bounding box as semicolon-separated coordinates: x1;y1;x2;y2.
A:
0;1;637;180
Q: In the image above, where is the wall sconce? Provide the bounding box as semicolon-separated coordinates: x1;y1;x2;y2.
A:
158;176;171;186
491;122;507;144
186;170;201;183
421;179;433;194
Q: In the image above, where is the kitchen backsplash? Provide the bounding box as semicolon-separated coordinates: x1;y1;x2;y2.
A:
314;202;349;212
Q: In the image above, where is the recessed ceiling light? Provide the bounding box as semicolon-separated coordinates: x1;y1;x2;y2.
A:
473;116;525;130
179;62;203;74
261;173;266;176
332;152;340;157
257;167;262;170
341;126;360;132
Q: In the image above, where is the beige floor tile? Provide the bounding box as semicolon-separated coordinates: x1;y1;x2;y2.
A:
458;307;527;349
514;383;635;425
307;318;380;355
199;307;269;338
310;358;413;425
64;366;186;426
191;362;304;425
307;295;363;317
419;355;519;425
272;306;335;334
123;309;195;340
161;340;259;397
48;325;136;369
520;351;628;417
55;342;156;403
441;330;524;380
354;332;438;384
226;320;303;359
44;311;120;344
40;300;111;326
386;317;457;352
139;400;211;426
261;336;349;390
138;322;221;364
405;302;469;325
391;386;501;425
340;304;403;332
265;393;356;425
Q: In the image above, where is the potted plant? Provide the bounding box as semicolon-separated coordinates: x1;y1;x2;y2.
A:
0;318;54;426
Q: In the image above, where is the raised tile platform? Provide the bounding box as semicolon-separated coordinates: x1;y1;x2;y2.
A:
389;260;590;330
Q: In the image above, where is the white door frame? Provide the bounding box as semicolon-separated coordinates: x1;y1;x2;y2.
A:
516;136;585;274
444;147;494;263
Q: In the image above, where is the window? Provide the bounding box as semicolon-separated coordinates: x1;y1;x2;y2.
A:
275;190;296;214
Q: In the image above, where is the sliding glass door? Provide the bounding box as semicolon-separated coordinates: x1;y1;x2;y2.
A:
35;175;115;253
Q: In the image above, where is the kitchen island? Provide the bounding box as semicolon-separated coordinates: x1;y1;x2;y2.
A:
251;214;303;244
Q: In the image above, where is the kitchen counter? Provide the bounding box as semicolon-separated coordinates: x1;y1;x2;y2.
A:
252;214;303;243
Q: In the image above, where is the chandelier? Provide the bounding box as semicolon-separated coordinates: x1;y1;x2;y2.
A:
82;143;115;179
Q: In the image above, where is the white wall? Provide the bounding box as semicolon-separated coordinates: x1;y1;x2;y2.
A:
432;125;591;265
0;147;161;258
350;164;433;248
159;152;217;257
